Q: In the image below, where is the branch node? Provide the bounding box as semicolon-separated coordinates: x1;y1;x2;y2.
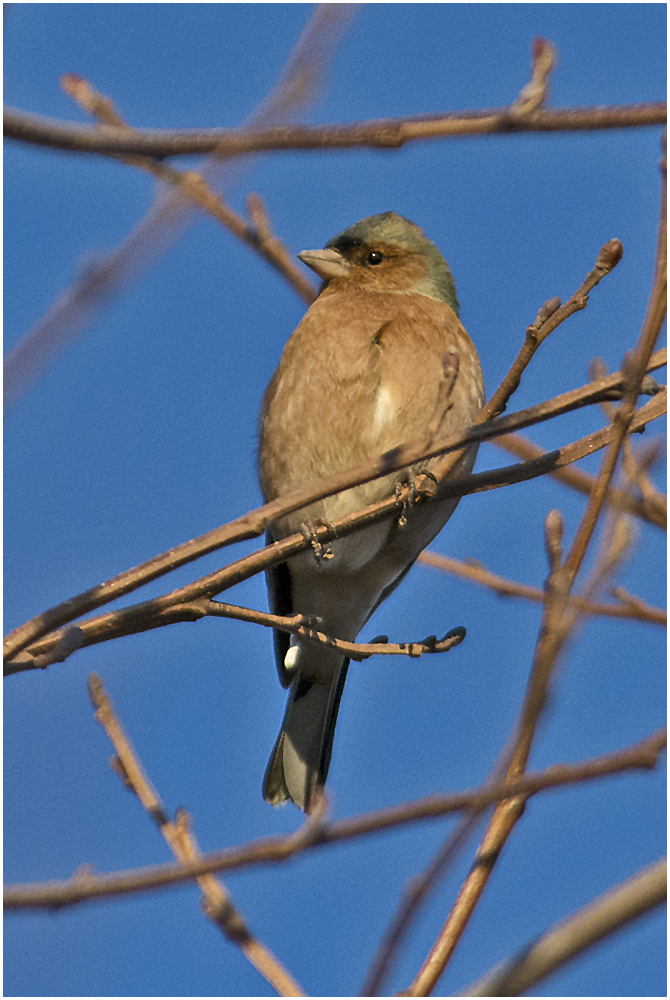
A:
202;894;251;943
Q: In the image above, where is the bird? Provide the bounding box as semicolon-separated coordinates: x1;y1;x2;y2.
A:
258;211;484;811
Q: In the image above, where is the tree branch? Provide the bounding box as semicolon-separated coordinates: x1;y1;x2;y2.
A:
459;859;667;997
5;384;664;674
3;3;357;409
59;74;318;305
4;103;665;158
493;431;666;530
419;551;666;625
404;144;667;997
4;730;665;911
87;674;307;997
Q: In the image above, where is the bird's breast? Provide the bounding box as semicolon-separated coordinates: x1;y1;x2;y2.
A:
259;289;484;507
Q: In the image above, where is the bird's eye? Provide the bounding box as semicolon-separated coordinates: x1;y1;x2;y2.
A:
367;251;384;266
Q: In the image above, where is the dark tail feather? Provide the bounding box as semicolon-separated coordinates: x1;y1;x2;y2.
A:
263;659;349;811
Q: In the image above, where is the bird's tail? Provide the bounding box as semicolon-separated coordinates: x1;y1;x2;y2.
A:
263;659;349;811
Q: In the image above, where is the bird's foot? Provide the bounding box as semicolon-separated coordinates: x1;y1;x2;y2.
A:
411;470;439;503
395;472;438;527
394;482;410;527
300;519;335;566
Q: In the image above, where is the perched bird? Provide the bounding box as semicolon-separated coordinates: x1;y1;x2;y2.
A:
259;212;484;811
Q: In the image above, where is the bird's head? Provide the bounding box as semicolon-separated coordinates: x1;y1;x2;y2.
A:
297;211;460;316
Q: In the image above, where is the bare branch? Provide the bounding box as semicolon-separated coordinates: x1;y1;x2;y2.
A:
404;148;667;997
3;4;357;408
4;730;665;911
429;238;626;486
59;74;317;305
5;343;664;667
5;383;664;675
205;602;467;661
4;103;665;158
493;431;667;530
419;551;666;625
459;859;667;997
362;811;489;997
87;673;307;998
561;153;666;584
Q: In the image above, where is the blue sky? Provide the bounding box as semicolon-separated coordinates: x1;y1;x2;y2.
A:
4;4;666;997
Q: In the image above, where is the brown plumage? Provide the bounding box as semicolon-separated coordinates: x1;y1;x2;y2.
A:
259;212;484;810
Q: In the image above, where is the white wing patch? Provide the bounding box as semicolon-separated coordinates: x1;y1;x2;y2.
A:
371;384;397;438
284;638;302;673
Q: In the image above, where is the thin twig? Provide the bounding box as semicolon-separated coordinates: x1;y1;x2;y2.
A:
360;808;489;997
430;240;624;486
3;4;358;409
590;354;667;518
59;74;317;304
87;673;307;998
493;431;666;530
418;551;666;625
402;512;566;997
205;602;467;660
459;859;667;997
561;172;666;586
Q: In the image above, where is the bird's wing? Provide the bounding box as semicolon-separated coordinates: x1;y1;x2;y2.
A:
265;528;294;687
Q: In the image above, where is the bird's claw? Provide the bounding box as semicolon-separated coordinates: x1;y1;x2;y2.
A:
394;482;410;527
396;472;438;526
301;519;334;566
412;471;438;502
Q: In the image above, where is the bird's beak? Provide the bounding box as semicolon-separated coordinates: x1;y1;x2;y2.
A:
297;248;351;281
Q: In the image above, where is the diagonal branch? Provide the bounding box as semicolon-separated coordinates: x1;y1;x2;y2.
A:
404;140;667;998
5;225;660;660
418;551;666;625
459;859;667;997
429;240;625;487
59;74;317;305
493;431;666;529
3;4;357;409
5;329;664;666
87;673;307;998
